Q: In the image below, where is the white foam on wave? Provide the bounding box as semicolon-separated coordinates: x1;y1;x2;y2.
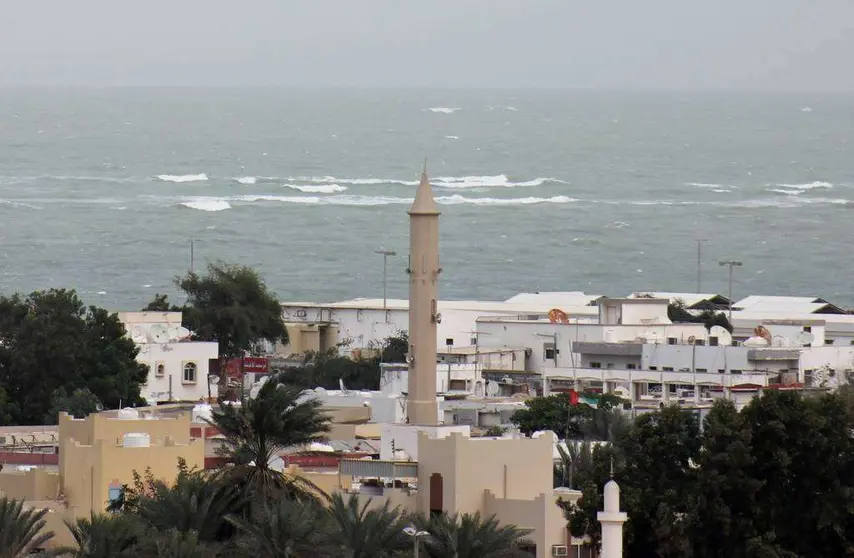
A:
286;184;349;194
801;106;812;113
157;173;209;183
712;189;732;193
767;188;803;196
427;107;461;114
225;194;577;207
775;181;832;190
292;176;418;186
235;176;257;185
686;182;723;188
445;135;460;140
1;199;41;209
181;199;231;211
434;175;566;188
505;106;518;112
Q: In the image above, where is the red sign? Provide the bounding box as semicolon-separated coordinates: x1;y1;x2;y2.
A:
223;357;269;378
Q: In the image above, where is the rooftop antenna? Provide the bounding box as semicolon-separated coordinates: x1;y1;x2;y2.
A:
610;456;614;479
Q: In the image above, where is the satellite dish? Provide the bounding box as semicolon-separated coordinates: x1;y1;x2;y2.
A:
167;326;181;341
147;324;170;344
709;325;732;346
486;381;500;397
797;331;815;346
176;326;191;340
130;326;146;343
688;335;696;345
207;374;220;385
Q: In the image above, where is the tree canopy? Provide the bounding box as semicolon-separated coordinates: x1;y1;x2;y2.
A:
668;300;732;332
144;262;288;358
511;392;627;441
0;289;147;425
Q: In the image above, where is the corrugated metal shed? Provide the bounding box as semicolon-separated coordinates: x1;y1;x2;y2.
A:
339;459;418;478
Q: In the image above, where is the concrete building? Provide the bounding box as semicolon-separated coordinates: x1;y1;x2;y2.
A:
119;311;219;403
0;409;204;550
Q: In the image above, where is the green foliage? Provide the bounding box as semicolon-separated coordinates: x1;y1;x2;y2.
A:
64;513;143;557
45;387;103;422
176;262;288;358
131;529;213;558
227;499;330;558
417;511;533;558
0;289;147;425
510;392;627;441
0;496;56;558
142;293;182;312
209;374;330;501
484;425;506;437
325;494;410;558
668;300;732;332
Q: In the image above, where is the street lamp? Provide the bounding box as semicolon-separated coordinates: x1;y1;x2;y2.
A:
403;525;429;558
375;249;397;311
718;260;743;322
696;239;708;293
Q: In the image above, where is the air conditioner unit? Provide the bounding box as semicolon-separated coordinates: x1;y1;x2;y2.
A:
551;545;569;557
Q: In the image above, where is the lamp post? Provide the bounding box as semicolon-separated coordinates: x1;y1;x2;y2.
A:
403;526;429;558
718;260;743;323
696;239;707;292
375;249;397;311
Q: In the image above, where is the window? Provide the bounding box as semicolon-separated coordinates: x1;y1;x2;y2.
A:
470;337;478;346
606;363;615;369
667;337;677;345
590;362;602;369
825;339;834;346
627;363;637;370
718;369;725;374
695;339;706;346
183;362;197;383
155;363;165;377
696;368;707;373
709;336;719;346
108;486;122;502
803;326;812;332
649;366;658;371
731;369;742;375
544;343;559;361
663;367;674;372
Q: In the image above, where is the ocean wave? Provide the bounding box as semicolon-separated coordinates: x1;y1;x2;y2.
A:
181;199;231;211
0;199;41;209
767;188;803;196
213;194;578;207
157;173;209;183
285;174;566;188
686;182;723;188
444;135;460;140
235;176;257;185
775;181;832;190
427;107;461;114
286;184;349;193
291;176;417;186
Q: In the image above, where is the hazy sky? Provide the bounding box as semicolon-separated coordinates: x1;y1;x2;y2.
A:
2;0;853;89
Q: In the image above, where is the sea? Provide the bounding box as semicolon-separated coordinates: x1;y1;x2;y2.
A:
1;88;852;310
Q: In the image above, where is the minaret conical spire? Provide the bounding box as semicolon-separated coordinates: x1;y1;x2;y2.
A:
409;162;440;215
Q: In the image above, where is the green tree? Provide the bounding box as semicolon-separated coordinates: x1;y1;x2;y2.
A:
133;460;245;543
209;375;330;501
227;499;329;558
560;443;618;552
690;400;765;558
64;513;142;558
142;294;181;312
0;289;147;425
131;529;214;558
511;392;626;441
325;494;409;558
0;496;57;558
668;300;732;332
44;387;103;423
418;511;533;558
170;262;288;358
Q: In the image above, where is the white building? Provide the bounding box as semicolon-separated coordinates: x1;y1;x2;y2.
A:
118;312;219;404
279;292;601;358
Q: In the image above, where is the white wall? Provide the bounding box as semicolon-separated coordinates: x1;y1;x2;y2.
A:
380;364;483;396
136;342;219;403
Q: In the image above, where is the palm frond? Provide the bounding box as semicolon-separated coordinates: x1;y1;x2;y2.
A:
0;497;55;558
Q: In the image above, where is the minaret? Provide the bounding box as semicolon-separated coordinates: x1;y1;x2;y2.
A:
597;478;628;558
406;165;440;425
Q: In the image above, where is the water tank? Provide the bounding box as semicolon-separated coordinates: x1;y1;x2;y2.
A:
604;329;617;343
191;404;213;424
117;408;140;420
122;433;151;447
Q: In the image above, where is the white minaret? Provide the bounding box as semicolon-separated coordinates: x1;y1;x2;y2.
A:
406;165;440;426
597;479;627;558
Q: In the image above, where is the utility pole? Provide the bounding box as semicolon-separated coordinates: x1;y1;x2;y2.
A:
696;239;707;292
719;260;743;323
374;249;396;311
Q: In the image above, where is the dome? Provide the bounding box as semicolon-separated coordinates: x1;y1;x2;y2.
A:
603;479;621;512
117;408;140;420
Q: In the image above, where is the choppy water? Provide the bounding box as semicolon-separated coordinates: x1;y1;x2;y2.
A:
1;88;852;309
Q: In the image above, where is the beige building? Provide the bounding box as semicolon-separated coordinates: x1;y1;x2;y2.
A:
0;410;203;550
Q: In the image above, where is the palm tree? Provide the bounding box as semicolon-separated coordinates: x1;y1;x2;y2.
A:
227;498;328;557
326;493;410;558
129;528;214;558
64;513;141;558
579;407;629;443
554;440;594;489
135;466;246;542
209;375;330;501
419;512;533;558
0;496;56;558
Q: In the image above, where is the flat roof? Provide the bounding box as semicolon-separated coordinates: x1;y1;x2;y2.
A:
282;298;601;315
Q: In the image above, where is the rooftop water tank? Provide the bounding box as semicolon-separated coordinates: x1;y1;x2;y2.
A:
191;404;213;424
122;433;151;448
117;408;140;420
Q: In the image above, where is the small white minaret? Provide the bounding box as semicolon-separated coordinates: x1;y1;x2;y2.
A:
597;478;627;558
406;164;440;425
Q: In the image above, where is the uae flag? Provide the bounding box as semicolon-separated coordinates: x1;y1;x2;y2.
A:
569;389;600;409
